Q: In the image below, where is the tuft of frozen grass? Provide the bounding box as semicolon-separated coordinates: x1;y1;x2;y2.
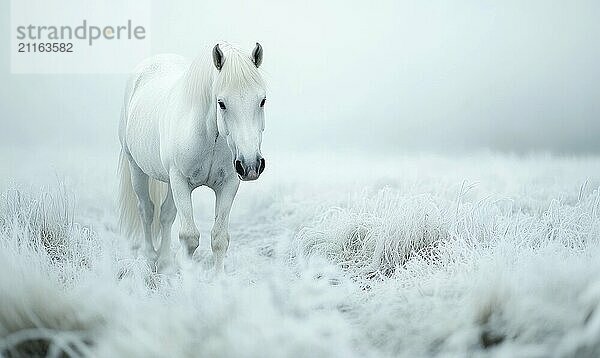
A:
0;185;99;278
295;189;449;280
1;149;600;357
0;186;103;357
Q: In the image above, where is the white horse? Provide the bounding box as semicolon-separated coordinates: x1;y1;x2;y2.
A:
118;42;267;273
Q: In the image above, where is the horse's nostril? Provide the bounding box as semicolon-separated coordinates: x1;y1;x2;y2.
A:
258;158;266;174
235;160;245;176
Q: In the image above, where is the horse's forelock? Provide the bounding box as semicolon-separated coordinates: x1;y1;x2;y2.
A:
213;43;265;92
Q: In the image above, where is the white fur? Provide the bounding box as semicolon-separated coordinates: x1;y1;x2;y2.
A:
118;43;267;272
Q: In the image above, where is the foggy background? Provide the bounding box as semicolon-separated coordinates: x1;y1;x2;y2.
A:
1;0;599;156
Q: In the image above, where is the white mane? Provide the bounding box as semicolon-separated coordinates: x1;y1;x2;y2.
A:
215;43;265;91
183;43;265;109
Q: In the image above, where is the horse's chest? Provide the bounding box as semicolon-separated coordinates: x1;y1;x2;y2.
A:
181;135;234;189
190;160;234;192
186;150;214;187
191;157;233;186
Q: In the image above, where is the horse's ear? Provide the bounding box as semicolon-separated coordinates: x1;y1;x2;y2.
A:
213;44;224;71
252;42;263;68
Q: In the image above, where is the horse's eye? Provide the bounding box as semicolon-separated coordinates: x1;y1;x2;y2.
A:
260;98;266;107
218;100;226;110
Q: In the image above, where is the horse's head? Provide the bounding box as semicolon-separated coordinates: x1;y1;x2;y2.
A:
212;43;266;181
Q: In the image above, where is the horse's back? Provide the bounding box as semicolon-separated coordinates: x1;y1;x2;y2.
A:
121;54;190;181
129;54;190;95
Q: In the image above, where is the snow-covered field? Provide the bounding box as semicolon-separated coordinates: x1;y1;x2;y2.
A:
1;147;600;357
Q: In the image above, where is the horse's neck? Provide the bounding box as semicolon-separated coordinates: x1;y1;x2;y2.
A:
178;56;218;140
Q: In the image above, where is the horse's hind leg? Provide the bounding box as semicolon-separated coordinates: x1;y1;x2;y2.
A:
129;162;158;264
157;184;176;271
169;170;200;256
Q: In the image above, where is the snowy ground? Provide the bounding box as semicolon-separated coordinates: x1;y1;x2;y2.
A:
1;146;600;357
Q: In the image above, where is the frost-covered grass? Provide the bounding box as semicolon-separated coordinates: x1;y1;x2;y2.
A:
1;147;600;357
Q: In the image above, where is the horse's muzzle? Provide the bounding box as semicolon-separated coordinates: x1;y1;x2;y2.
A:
235;156;265;181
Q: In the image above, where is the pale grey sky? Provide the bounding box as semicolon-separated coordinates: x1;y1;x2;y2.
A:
1;0;599;154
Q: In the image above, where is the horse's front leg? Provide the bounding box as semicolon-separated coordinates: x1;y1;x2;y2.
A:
212;178;240;273
169;170;200;256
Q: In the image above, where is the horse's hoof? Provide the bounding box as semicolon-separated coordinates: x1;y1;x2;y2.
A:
213;265;225;277
144;249;158;263
156;255;178;275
